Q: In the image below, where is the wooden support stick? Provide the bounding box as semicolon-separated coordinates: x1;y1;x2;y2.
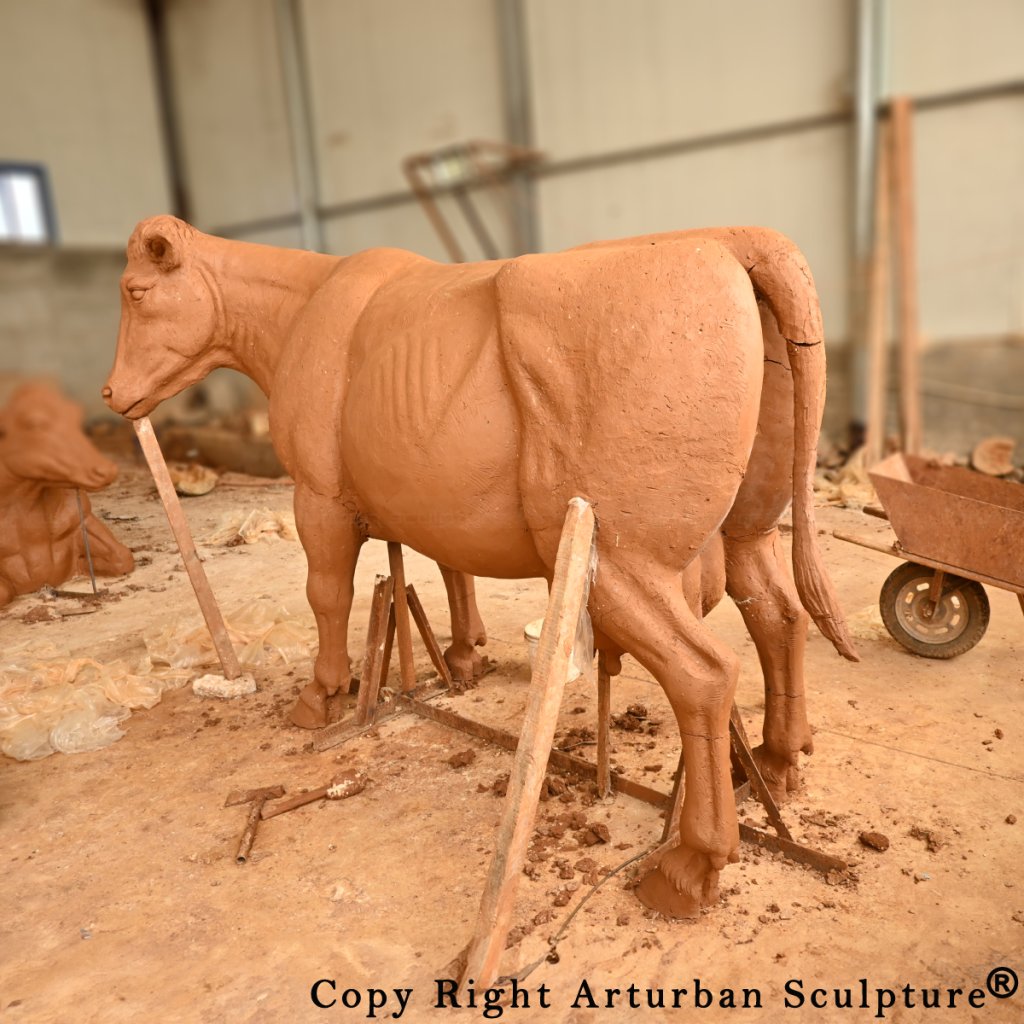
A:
890;97;922;456
596;651;612;798
460;498;596;990
864;121;892;467
387;542;418;692
133;417;241;680
729;704;792;842
406;584;454;688
380;602;397;692
661;747;686;844
354;575;394;726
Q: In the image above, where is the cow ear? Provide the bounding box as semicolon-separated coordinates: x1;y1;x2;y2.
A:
142;227;181;271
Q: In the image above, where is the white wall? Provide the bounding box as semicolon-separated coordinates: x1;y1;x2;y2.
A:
0;0;170;246
164;0;297;231
526;0;849;160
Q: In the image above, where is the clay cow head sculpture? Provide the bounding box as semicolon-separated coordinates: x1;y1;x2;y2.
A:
0;382;134;605
103;220;223;419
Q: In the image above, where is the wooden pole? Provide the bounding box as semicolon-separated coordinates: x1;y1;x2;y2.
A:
406;584;455;688
133;417;241;679
890;97;923;455
354;575;394;726
386;542;418;692
596;651;612;798
459;498;596;990
864;120;892;467
728;705;791;842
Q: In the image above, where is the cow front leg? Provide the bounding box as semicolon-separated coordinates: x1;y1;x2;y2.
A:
290;486;364;730
438;565;487;688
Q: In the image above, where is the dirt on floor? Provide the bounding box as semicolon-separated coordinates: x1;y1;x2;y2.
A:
1;465;1022;1024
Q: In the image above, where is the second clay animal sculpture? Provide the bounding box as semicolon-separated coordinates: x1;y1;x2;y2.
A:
0;382;134;606
104;216;853;919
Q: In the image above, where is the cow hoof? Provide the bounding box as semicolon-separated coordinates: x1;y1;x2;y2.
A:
752;744;798;805
636;846;719;919
443;644;485;689
289;684;327;730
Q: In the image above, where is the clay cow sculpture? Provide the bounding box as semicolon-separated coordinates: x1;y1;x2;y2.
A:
0;382;134;606
104;216;853;918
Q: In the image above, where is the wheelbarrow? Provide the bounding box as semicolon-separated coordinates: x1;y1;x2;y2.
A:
833;453;1024;658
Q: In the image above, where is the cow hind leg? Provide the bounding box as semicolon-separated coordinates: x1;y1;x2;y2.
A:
723;529;812;801
590;556;740;919
438;566;487;687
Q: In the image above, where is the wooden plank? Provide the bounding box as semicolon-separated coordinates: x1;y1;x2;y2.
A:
890;97;922;456
864;121;891;467
353;575;394;726
400;693;671;810
387;542;418;692
596;652;612;798
660;748;686;844
460;498;596;989
379;603;397;698
729;705;792;842
406;584;454;688
739;824;848;876
311;681;450;753
132;417;241;680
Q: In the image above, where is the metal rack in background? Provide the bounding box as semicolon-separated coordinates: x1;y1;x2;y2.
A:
402;139;542;262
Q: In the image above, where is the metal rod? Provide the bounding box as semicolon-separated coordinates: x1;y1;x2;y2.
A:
452;184;500;260
496;0;539;252
75;490;98;594
273;0;324;251
850;0;887;437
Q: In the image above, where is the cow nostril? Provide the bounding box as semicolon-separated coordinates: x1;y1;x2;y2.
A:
101;386;113;399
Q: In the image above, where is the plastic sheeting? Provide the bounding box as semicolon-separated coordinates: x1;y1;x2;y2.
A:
1;597;316;761
203;508;299;546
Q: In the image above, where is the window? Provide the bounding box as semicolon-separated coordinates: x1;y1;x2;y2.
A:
0;164;57;244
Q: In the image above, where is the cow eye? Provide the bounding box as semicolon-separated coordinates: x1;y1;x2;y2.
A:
130;288;146;301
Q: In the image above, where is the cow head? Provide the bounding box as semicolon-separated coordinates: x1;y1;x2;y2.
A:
0;383;118;490
103;215;224;419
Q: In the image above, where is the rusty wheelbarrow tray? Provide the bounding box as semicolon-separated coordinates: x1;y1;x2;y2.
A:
834;453;1024;658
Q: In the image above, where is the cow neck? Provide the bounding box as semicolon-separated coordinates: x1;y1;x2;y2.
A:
205;238;341;397
0;468;43;512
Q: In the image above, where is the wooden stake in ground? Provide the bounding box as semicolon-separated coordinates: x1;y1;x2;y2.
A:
890;97;922;456
459;498;596;991
353;575;395;726
864;121;892;467
133;417;241;680
387;542;418;692
596;651;612;798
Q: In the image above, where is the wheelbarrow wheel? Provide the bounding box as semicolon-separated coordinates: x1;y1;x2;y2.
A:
880;561;990;659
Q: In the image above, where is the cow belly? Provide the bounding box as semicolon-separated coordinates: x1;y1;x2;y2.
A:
341;338;545;579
